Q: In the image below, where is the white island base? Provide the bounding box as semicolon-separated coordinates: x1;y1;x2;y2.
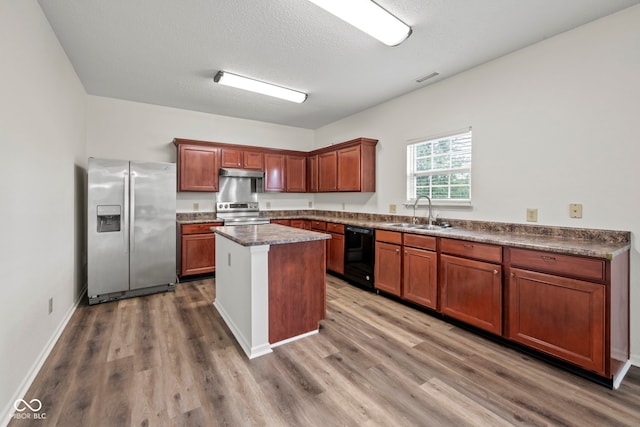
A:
213;225;328;359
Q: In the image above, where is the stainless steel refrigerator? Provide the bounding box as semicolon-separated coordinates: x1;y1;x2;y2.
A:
87;158;176;304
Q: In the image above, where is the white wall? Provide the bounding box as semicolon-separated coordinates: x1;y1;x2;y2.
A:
315;6;640;363
86;96;316;212
0;0;87;423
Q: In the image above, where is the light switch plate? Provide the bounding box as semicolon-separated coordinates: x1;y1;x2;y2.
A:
570;203;583;218
526;208;538;222
193;202;199;211
389;204;397;213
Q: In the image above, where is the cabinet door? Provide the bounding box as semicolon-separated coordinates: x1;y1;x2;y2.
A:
327;232;345;274
178;145;219;192
220;148;243;168
285;155;307;192
318;151;337;192
243;151;263;170
272;219;291;226
290;219;305;229
508;268;605;374
307;155;319;192
374;242;402;297
264;153;285;192
180;233;215;276
440;254;502;334
403;247;437;310
337;145;361;191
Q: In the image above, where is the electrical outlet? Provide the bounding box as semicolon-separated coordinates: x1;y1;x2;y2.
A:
569;203;583;218
341;202;346;210
526;208;538;222
193;202;199;211
389;204;397;213
266;201;271;209
48;297;53;314
308;201;313;208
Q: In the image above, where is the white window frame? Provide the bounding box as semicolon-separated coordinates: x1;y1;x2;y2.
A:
406;128;472;206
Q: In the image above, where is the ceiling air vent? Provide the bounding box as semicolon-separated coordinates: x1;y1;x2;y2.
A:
416;72;440;83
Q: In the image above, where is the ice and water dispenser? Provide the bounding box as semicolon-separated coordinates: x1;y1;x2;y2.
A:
96;205;121;232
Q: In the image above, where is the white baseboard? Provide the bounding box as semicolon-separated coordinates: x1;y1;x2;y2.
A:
1;286;86;427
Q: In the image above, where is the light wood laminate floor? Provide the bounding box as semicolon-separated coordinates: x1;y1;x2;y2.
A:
9;275;640;426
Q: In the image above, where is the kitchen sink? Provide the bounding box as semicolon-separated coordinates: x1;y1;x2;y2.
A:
385;223;451;230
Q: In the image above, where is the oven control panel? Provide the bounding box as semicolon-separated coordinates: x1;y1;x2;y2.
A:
217;202;259;212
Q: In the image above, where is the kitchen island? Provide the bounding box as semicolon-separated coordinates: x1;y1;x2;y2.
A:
213;224;330;358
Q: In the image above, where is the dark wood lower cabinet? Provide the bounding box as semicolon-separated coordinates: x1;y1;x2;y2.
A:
327;232;344;274
179;223;221;277
403;246;438;310
181;233;215;276
507;268;606;374
269;240;326;343
374;241;402;296
439;254;502;335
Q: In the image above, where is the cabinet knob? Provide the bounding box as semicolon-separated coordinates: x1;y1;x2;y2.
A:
511;272;516;278
396;249;400;253
493;269;499;275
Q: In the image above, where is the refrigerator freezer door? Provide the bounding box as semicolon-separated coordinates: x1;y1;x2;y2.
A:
88;158;130;296
129;161;176;290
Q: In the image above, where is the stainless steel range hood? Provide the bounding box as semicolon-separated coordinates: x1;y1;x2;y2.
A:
219;168;264;178
218;168;265;200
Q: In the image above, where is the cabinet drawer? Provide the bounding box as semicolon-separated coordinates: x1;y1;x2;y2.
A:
441;238;502;263
509;248;605;282
403;233;436;251
310;220;327;231
181;222;220;234
326;222;344;234
376;230;402;245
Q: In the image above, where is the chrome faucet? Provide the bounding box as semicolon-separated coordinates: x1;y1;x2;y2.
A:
412;195;433;226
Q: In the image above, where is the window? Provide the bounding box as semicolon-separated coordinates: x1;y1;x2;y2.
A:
407;129;472;203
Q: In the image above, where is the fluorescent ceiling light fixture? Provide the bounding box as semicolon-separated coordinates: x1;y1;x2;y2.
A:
214;71;307;103
307;0;411;46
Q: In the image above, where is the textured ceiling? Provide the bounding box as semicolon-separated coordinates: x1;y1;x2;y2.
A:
38;0;640;129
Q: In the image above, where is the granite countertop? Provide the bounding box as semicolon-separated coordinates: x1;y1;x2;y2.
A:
214;223;331;247
176;212;222;225
269;214;630;260
178;211;630;259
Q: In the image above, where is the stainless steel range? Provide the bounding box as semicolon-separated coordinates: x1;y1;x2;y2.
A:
216;201;270;225
216;168;270;225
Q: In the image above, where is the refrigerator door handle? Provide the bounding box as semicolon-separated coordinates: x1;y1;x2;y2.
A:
130;172;136;253
123;171;129;254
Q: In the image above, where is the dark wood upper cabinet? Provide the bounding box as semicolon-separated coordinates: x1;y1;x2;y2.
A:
307;155;319;192
264;153;285;192
221;148;263;170
318;151;337;192
285;155;306;192
315;138;377;192
177;143;219;192
174;137;377;193
337;145;361;191
243;151;263;170
220;148;243;168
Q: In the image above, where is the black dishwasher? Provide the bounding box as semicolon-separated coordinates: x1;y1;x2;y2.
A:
343;225;375;290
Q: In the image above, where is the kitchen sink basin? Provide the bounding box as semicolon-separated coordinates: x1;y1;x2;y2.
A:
385;223;451;230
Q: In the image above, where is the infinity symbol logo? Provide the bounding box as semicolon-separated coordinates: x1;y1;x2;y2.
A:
14;399;43;412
